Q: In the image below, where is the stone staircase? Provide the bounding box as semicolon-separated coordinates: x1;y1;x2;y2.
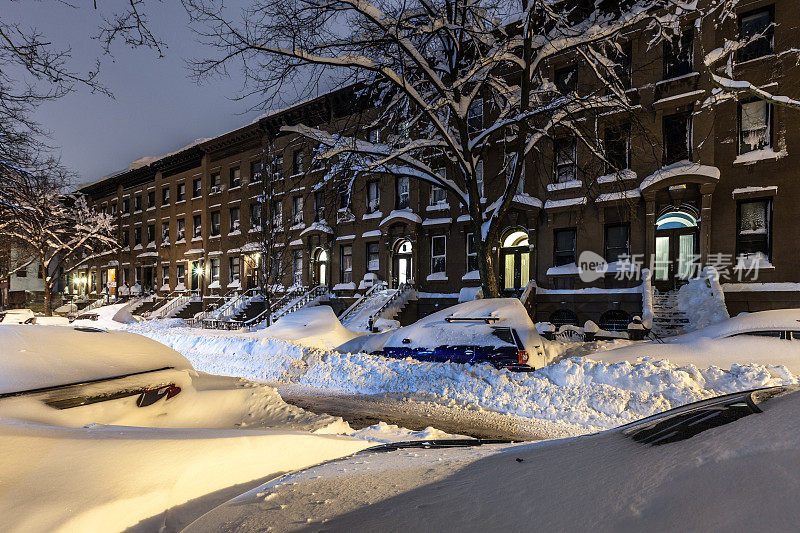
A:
651;291;691;337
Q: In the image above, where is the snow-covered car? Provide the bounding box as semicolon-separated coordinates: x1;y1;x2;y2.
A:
0;308;36;324
593;309;800;373
28;315;71;326
0;325;190;412
185;385;800;531
70;302;141;329
380;299;548;371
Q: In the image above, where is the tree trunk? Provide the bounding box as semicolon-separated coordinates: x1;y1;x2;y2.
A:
43;282;53;317
476;236;501;299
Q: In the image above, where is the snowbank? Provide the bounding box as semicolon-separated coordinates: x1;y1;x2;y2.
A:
128;322;796;434
255;306;362;349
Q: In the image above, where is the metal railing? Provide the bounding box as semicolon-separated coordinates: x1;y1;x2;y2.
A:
270;285;327;324
365;282;413;330
153;294;193;320
193;287;244;325
199;288;261;328
338;281;387;324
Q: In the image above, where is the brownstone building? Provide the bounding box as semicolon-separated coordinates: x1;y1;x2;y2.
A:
78;0;800;327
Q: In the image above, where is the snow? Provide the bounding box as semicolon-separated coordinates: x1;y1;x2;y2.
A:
256;306;363;349
379;209;422;226
676;268;729;331
332;282;356;291
732;185;778;197
422;217;452;226
595;188;640;202
546;262;580;276
722;282;800;292
596;169;637;183
300;221;334;236
189;386;800;531
546;179;581;191
336;234;356;241
0;325;191;395
543;197;587;210
651;89;706;106
733;148;786;165
426;272;448;281
461;270;480;280
361;229;382;238
639;160;720;191
73;302;142;329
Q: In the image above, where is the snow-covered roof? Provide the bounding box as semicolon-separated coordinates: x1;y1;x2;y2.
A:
300;221;334;236
640;161;720;191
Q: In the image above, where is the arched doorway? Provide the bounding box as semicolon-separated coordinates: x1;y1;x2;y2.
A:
314;248;329;286
654;207;699;291
393;239;413;287
500;229;530;294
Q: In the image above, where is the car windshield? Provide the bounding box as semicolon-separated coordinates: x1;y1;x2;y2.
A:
490;327;515;345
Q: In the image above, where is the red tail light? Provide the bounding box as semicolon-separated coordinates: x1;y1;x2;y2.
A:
518;350;529;364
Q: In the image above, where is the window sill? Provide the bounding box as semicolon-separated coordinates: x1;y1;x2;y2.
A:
175;200;186;205
229;186;242;192
734;53;776;69
733;148;785;166
655;71;700;86
209;234;221;239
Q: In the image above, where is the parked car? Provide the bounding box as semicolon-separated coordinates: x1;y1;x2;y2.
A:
185;384;800;531
380;298;548;371
593;309;800;373
0;325;190;411
0;308;35;324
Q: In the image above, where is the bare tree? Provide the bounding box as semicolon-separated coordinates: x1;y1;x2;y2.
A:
0;167;118;315
184;0;698;297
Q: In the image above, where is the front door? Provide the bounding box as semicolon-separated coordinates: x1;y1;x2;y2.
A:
500;246;530;294
395;254;412;286
653;228;698;291
190;261;200;291
143;266;153;292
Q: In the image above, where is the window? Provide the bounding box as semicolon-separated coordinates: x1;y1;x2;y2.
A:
466;233;477;272
555;65;578;93
737;198;771;262
134;227;142;245
396;176;410;209
122;198;130;213
368;128;379;143
604;224;630;263
111;203;117;215
229;257;240;283
229;207;240;233
272;156;283;180
250;203;262;231
121;230;129;247
272;200;283;228
162;187;170;205
314;190;325;221
134;195;142;212
663;113;692;165
663;28;693;79
475;160;484;198
292;196;304;224
209;172;221;193
177;219;185;241
293;150;304;175
366;180;380;213
599;310;631;332
250;160;262;182
367;242;380;271
292;249;303;285
431;235;446;274
739;100;771;154
176;183;186;202
16;267;26;278
554;228;577;266
605;124;630;172
176;264;185;285
210;258;220;283
554;137;577;183
616;41;633;89
738;8;773;63
430;169;447;204
161;265;170;284
193;214;202;238
162;222;170;244
193;178;202;198
230;167;241;188
148;191;155;209
210;211;221;236
340;245;353;283
147;224;155;244
467;98;483;133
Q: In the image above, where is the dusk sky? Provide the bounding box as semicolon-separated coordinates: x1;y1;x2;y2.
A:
6;1;313;186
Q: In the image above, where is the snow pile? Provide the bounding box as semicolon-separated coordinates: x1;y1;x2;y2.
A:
129;323;796;434
71;302;142;330
349;421;461;444
677;267;729;331
254;306;362;349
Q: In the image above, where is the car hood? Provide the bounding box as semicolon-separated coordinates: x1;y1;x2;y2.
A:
186;386;800;532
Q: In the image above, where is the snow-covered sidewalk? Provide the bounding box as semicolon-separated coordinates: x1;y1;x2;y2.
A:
127;321;798;436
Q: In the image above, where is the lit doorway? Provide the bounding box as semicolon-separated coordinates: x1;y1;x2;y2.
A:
315;248;329;286
653;209;699;291
393;239;413;287
500;230;530;294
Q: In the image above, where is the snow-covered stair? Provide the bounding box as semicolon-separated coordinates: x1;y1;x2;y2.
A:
651;291;691;337
340;283;414;332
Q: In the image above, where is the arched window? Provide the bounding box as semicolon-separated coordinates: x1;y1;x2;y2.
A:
656;210;697;229
549;309;578;328
599;310;631;331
